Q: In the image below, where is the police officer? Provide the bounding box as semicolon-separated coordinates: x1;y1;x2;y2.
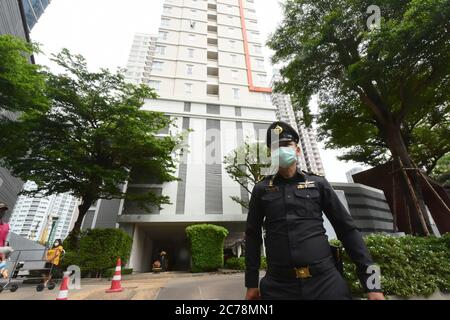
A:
245;122;385;300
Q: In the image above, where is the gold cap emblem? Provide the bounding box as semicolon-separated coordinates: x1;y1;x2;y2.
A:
274;125;283;135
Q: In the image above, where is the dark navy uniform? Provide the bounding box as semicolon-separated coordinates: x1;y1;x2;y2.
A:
245;122;380;300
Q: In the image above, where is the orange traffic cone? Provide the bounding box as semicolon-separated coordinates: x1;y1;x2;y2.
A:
56;271;71;300
106;258;123;293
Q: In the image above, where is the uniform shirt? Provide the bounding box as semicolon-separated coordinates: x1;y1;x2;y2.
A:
245;169;378;292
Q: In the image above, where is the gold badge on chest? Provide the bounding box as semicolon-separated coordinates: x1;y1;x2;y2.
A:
297;181;316;189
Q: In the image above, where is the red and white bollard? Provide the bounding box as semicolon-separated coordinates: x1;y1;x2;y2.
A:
56;271;71;300
105;258;123;293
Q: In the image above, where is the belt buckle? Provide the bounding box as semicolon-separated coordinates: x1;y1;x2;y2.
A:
295;266;312;279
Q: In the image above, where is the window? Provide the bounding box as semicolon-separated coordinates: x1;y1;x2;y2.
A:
163;6;172;14
162;18;170;27
207;104;220;115
190;20;196;29
185;83;193;94
188;34;195;41
256;59;264;68
229;40;236;49
233;88;240;99
187;48;194;58
186;64;194;75
159;31;168;40
231;54;237;64
156;46;166;55
228;28;234;35
258;74;266;83
254;45;262;54
184;102;191;112
153;61;164;71
149;80;161;92
232;70;238;80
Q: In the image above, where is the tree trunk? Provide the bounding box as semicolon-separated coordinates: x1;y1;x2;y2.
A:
385;126;432;236
73;197;95;234
65;196;96;249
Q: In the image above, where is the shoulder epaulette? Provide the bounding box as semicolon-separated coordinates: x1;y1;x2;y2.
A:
256;175;270;184
302;170;325;177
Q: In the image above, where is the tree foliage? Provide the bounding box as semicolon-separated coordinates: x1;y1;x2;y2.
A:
223;142;270;209
268;0;450;235
0;34;48;116
0;46;183;235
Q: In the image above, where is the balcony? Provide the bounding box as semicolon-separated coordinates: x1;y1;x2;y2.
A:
208;3;217;11
207;51;218;61
207;66;219;77
207;84;219;97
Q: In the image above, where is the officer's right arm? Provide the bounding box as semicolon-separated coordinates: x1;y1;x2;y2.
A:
245;185;264;289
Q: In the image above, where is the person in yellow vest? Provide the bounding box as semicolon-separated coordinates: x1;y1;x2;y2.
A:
43;239;64;287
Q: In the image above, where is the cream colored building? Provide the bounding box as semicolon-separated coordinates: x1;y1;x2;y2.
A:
120;0;280;272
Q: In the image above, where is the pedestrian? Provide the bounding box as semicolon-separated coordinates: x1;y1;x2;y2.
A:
245;121;385;300
43;239;64;287
0;202;10;248
160;250;167;272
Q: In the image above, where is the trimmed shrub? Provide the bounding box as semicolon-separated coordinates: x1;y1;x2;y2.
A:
333;233;450;298
103;268;133;278
224;256;267;271
186;224;229;273
61;228;132;278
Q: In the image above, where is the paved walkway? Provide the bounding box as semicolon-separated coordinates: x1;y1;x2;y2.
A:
1;271;449;300
0;270;246;300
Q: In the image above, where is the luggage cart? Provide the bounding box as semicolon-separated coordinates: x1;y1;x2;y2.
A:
0;249;65;293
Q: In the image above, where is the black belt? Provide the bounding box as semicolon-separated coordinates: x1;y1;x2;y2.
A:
267;256;336;280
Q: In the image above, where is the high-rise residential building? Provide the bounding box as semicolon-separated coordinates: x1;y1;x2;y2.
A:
0;0;28;39
21;0;51;32
9;182;78;243
124;33;158;85
1;0;51;220
87;0;279;272
271;69;325;176
1;0;30;218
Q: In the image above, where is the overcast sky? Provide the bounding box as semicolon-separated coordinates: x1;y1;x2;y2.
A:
30;0;369;182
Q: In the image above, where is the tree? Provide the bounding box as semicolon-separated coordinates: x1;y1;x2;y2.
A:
223;142;270;209
0;34;48;117
0;49;182;242
431;153;450;187
268;0;450;235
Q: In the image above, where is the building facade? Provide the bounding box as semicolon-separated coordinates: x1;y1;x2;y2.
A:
9;181;78;243
0;0;28;39
1;0;30;218
124;33;158;85
271;69;325;176
114;0;278;272
21;0;51;32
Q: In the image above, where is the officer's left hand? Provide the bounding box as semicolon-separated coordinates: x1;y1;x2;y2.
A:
367;292;385;300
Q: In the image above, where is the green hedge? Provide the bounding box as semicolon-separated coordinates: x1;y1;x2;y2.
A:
224;256;267;270
222;234;450;298
331;233;450;298
103;268;133;278
61;228;133;278
186;224;229;273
